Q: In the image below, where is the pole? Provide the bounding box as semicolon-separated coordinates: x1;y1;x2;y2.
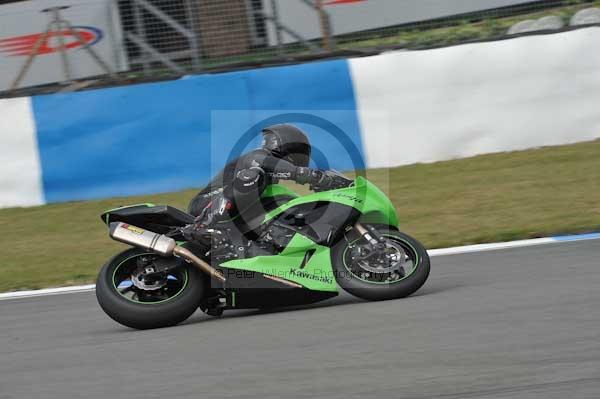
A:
133;0;150;75
270;0;284;56
49;7;73;81
315;0;332;52
10;29;50;90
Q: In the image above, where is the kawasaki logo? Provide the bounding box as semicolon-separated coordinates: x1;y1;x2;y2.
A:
289;268;333;284
333;193;364;203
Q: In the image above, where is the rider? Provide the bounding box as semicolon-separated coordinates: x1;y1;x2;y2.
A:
183;124;349;240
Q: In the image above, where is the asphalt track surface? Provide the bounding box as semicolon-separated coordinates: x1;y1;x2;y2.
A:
1;239;599;399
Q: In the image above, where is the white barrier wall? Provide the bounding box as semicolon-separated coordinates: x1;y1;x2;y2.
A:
2;27;600;209
350;27;600;168
0;97;44;207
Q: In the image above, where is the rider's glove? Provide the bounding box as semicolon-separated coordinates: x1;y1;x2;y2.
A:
296;167;351;192
314;174;351;192
295;167;318;185
295;167;327;188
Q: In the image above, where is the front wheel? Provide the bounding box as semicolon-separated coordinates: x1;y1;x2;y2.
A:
96;248;205;329
332;226;430;301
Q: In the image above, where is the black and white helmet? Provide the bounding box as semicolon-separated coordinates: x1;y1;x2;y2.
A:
261;124;311;167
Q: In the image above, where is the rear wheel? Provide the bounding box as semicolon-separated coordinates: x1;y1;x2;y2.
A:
332;226;430;300
96;248;205;329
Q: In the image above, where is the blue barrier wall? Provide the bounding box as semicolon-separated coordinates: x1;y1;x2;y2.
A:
5;27;600;208
32;59;364;203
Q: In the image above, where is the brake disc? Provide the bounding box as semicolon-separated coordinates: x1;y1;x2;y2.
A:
354;242;407;274
130;268;167;291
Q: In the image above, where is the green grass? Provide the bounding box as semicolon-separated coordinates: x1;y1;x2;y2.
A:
1;139;599;292
336;0;600;51
198;0;600;69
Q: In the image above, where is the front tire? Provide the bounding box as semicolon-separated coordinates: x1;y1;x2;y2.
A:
96;248;205;329
332;226;430;301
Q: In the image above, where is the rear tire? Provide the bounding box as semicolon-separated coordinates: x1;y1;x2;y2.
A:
96;248;205;329
332;226;430;301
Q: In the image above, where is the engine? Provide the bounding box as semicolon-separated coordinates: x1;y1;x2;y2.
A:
206;222;296;264
247;222;296;258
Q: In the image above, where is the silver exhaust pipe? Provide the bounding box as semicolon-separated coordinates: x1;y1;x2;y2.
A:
109;222;225;282
109;222;176;256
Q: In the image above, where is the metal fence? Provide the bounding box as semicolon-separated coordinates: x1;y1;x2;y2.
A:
1;0;600;97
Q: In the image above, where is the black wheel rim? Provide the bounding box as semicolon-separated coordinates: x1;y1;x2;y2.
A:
112;253;188;305
342;234;420;285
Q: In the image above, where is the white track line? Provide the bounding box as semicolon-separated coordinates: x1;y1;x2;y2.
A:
429;233;600;256
427;237;556;257
0;284;96;301
1;233;599;301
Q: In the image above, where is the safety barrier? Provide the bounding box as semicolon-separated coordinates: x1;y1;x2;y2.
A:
2;27;599;208
349;26;600;168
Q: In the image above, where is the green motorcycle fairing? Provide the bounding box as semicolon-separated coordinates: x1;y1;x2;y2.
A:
222;233;337;292
262;176;399;228
222;176;399;292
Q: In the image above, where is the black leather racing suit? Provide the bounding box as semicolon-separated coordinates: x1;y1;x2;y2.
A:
188;149;343;226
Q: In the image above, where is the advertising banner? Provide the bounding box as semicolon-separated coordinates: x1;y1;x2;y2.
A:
0;0;127;91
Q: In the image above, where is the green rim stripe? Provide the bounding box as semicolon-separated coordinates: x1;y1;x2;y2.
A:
341;234;420;285
111;253;188;305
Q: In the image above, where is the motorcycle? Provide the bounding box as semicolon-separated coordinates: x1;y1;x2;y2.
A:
96;171;430;329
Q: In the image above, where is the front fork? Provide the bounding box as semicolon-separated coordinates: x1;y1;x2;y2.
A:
354;223;387;249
